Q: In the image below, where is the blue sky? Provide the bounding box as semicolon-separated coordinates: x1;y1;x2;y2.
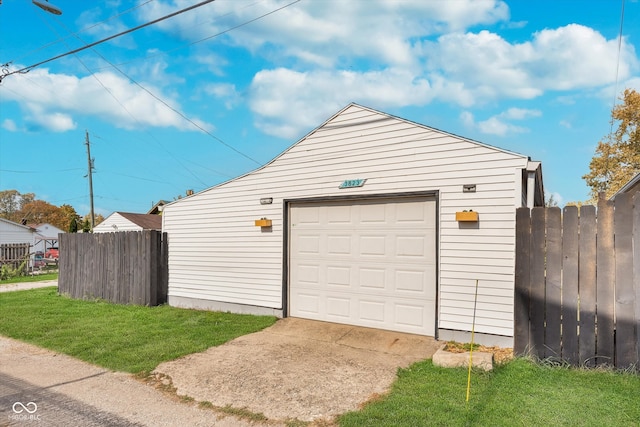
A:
1;0;639;217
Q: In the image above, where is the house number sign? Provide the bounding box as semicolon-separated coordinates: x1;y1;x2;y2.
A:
339;179;366;189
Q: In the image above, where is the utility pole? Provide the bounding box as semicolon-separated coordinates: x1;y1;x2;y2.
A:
85;130;95;231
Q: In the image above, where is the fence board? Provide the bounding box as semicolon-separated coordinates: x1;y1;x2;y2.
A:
514;208;531;355
515;198;638;371
596;198;615;366
529;207;546;359
614;193;636;367
545;207;562;358
0;243;31;274
562;206;579;365
59;231;167;306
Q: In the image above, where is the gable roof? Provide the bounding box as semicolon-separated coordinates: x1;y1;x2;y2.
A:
0;217;34;231
166;102;531;206
116;212;163;230
147;200;168;215
27;223;65;236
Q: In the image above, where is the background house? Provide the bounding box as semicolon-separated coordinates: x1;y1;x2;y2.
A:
93;212;162;233
0;218;35;270
28;223;64;254
147;200;168;215
0;218;35;245
162;103;544;346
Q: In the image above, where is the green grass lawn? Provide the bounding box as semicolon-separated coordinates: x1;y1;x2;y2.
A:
0;272;58;285
339;358;640;426
2;288;638;425
0;287;276;373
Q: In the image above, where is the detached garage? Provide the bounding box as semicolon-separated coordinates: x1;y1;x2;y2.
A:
162;103;544;346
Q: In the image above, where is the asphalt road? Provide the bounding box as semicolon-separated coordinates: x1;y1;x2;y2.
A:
0;372;141;426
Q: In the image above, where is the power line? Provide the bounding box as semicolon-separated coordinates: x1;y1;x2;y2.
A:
0;168;84;174
0;0;218;82
611;0;626;122
100;0;301;70
9;0;158;65
38;16;220;186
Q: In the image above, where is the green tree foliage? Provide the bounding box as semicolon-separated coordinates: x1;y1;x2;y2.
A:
583;88;640;201
68;216;79;233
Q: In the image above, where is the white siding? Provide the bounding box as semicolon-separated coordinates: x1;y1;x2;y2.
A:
163;104;532;337
0;219;34;245
93;213;143;233
32;223;64;253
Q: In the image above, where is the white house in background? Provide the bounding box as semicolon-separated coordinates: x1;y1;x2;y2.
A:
28;223;64;254
0;218;35;245
93;212;162;233
162;103;544;346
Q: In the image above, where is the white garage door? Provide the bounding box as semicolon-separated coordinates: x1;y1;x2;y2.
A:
289;197;437;336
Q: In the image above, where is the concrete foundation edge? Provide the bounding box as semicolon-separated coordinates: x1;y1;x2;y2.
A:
438;329;513;348
169;295;284;318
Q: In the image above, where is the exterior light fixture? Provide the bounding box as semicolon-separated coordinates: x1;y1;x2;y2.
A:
260;198;273;205
33;0;62;15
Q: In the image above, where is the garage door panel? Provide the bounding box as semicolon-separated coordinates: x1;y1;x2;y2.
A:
359;267;386;289
297;235;320;254
290;197;436;336
327;205;353;223
359;235;386;256
327;266;351;287
326;297;350;318
295;292;321;315
395;269;428;293
327;234;352;255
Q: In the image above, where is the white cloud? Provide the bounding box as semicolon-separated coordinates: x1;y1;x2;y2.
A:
477;117;527;136
420;24;638;104
140;0;510;68
28;111;77;132
559;120;572;129
460;107;540;136
2;119;18;132
500;107;541;120
0;67;212;132
205;83;241;109
249;67;434;138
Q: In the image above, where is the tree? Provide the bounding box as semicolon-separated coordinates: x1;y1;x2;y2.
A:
82;213;105;229
583;88;640;201
59;204;79;231
545;193;559;207
18;200;67;229
0;189;23;221
68;216;79;233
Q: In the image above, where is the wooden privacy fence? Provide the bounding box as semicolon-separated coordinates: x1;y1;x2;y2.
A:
0;243;31;273
58;231;167;306
515;192;640;370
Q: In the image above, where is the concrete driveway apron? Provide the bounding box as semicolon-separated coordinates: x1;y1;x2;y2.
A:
155;318;441;423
